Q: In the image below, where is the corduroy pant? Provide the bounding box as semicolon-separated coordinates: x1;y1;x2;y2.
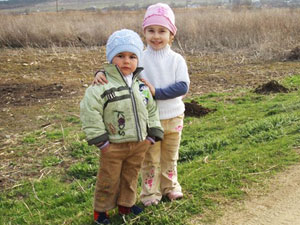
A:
140;114;184;203
94;141;149;212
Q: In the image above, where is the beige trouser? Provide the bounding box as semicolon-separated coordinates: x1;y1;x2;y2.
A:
141;114;184;202
94;141;149;212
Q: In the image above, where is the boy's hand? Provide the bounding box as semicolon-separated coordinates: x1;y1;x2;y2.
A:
92;71;108;85
140;78;155;96
101;144;110;153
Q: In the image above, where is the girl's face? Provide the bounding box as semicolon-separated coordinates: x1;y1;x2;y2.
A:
112;52;138;76
144;25;173;51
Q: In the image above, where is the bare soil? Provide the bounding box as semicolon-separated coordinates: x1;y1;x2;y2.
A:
1;47;300;223
1;48;299;134
185;100;216;117
254;80;290;94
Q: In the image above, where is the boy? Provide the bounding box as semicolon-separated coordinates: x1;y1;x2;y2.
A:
80;29;163;224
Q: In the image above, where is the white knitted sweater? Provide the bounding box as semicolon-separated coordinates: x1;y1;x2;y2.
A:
140;45;190;120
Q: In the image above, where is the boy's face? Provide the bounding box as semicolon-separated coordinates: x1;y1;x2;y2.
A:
112;52;138;76
144;25;172;50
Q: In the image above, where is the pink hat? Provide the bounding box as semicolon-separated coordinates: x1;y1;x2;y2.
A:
142;3;177;35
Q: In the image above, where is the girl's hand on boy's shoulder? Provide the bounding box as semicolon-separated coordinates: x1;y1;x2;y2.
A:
92;71;108;86
140;78;155;97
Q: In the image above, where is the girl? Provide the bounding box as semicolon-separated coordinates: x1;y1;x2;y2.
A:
93;3;190;207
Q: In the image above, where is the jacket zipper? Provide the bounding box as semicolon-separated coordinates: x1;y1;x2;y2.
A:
116;66;143;141
129;87;143;141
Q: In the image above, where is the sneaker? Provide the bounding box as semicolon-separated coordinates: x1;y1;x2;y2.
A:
167;191;183;201
143;199;159;207
118;205;143;216
94;211;110;224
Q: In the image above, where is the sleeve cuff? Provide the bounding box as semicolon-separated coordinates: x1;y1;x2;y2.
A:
87;133;109;145
147;128;164;141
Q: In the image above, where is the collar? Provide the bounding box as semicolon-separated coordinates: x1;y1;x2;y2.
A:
103;64;144;83
146;44;170;57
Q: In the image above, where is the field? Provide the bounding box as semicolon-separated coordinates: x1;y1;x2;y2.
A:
0;0;191;12
1;7;300;225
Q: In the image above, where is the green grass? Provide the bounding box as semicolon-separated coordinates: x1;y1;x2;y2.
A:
1;75;300;225
42;156;63;167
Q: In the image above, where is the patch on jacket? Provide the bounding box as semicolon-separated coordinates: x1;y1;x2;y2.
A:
104;89;116;100
117;111;126;136
107;123;116;135
139;83;150;105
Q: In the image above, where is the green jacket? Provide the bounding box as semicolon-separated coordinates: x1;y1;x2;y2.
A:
80;64;164;146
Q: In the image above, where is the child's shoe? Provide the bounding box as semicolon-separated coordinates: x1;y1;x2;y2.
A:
143;199;159;207
118;205;143;216
94;211;110;224
167;191;183;201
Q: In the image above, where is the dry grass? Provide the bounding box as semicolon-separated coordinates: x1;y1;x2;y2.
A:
0;10;143;47
0;7;300;59
176;7;300;59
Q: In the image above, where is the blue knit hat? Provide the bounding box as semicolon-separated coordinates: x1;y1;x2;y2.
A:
106;29;144;64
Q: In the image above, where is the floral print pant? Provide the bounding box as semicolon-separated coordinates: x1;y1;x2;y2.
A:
140;114;184;203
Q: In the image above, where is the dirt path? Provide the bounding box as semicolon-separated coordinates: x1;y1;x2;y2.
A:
211;162;300;225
